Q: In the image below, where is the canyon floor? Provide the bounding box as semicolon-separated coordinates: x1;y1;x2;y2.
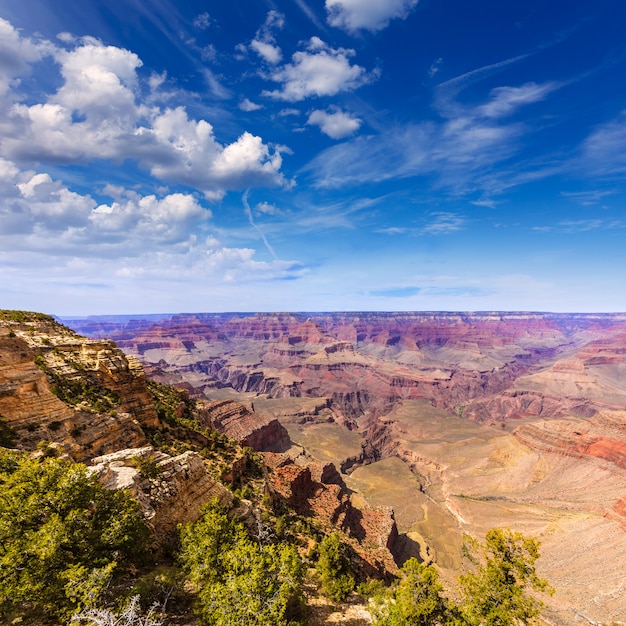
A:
65;312;626;625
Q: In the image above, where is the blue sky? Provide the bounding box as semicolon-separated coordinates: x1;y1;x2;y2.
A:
1;0;625;315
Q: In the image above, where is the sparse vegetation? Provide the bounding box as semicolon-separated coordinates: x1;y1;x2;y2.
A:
369;528;552;626
34;351;121;413
0;309;56;324
132;454;162;479
147;379;201;431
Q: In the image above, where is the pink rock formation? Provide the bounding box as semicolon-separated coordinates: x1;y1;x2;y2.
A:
65;312;626;425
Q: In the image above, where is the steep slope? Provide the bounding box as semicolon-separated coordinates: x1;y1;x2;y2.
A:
0;313;156;461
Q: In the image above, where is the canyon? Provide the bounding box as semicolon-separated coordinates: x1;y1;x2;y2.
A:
63;311;626;625
0;312;404;609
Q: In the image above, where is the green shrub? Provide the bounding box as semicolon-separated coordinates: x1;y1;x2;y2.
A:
132;454;161;479
146;379;199;430
179;501;304;625
316;532;355;602
0;449;149;621
457;528;553;626
0;417;16;448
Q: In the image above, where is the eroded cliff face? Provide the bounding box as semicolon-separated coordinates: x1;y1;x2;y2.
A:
200;399;291;451
264;452;400;578
90;446;234;539
0;319;156;461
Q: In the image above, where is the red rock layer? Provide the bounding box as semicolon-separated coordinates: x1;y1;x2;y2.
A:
513;411;626;470
266;454;399;578
200;399;290;452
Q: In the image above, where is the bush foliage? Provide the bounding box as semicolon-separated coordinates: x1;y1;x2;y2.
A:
315;531;356;602
179;501;304;625
0;449;149;621
369;528;552;626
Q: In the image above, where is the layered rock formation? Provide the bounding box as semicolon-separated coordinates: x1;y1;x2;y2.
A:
200;399;290;451
90;446;234;538
513;411;626;471
0;319;155;460
65;311;626;426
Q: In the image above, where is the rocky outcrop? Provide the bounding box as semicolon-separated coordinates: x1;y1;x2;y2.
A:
266;454;400;578
90;446;233;537
0;326;152;460
200;399;291;452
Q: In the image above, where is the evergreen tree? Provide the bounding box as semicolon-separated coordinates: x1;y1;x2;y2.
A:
0;449;148;621
179;502;304;626
370;558;449;626
316;531;356;602
457;528;553;626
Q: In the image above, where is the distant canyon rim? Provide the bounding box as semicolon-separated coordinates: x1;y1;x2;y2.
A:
64;311;626;625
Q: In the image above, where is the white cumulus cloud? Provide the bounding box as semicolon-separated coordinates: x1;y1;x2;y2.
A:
0;18;47;97
91;193;210;243
0;158;212;246
307;108;362;139
325;0;419;33
250;10;284;65
263;37;375;101
0;26;288;199
239;98;263;112
251;39;283;65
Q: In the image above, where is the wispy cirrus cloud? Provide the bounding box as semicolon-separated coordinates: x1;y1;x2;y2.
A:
581;111;626;175
560;189;614;206
239;98;263;112
376;212;466;236
303;55;560;194
533;218;624;233
293;0;327;31
421;211;466;234
478;82;560;118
